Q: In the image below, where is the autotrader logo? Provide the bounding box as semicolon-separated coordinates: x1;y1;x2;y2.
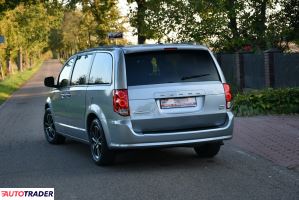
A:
0;188;54;200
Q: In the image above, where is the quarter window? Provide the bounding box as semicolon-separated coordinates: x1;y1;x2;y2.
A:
89;53;113;84
58;58;75;87
71;54;93;85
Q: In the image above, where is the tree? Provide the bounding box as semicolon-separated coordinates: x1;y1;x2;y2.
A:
128;0;147;44
0;0;41;16
46;1;65;58
0;2;55;72
128;0;204;44
64;0;125;45
60;11;86;56
280;0;299;45
127;0;298;52
202;0;284;52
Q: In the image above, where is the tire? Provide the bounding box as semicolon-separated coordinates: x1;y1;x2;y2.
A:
194;142;222;158
88;118;115;166
43;108;65;144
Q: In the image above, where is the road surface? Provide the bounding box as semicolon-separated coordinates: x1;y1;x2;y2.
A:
0;60;298;200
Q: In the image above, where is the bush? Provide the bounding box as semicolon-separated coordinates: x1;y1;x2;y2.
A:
232;88;299;116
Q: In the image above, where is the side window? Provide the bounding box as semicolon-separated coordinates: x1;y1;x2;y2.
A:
58;58;75;87
71;54;93;85
89;53;113;84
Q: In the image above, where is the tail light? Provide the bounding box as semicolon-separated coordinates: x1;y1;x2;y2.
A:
113;89;130;116
223;83;232;109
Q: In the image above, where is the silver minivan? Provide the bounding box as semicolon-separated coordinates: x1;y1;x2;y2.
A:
44;44;234;165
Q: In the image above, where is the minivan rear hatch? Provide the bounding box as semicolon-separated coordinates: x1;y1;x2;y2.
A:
125;49;227;133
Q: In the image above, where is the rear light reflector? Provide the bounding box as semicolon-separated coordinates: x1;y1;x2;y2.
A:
223;83;232;109
113;89;130;116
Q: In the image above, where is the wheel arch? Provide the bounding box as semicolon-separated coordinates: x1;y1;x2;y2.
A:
85;106;111;146
45;97;52;110
45;103;50;110
86;113;98;132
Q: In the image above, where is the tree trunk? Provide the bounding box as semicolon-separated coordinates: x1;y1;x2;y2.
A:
29;57;32;69
24;51;29;69
0;61;4;80
88;31;92;48
226;0;238;40
138;35;146;44
5;48;12;74
136;0;146;44
17;47;23;72
256;0;267;49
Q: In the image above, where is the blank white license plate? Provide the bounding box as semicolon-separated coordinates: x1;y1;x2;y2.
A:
160;97;197;109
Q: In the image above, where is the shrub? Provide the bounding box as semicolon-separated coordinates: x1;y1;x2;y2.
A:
232;88;299;116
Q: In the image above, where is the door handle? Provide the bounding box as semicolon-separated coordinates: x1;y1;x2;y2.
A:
60;92;71;98
64;92;71;98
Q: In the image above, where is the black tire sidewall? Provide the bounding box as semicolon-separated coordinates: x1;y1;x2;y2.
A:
43;108;65;144
194;142;221;158
88;119;114;165
44;108;56;143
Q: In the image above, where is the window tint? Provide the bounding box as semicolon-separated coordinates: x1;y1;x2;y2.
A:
71;54;93;85
125;50;220;86
58;58;75;87
89;53;113;84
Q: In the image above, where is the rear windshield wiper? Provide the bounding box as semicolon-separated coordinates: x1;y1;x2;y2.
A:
181;74;210;81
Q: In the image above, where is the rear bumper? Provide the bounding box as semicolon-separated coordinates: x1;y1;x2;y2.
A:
107;112;234;149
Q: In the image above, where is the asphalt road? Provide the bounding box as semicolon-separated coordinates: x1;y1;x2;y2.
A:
0;60;298;200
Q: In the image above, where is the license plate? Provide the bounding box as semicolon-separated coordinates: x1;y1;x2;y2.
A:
160;97;197;109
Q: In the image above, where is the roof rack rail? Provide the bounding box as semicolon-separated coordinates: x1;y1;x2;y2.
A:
75;45;125;54
98;44;124;48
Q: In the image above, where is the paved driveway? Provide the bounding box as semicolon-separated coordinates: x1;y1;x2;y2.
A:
0;60;298;200
233;116;299;169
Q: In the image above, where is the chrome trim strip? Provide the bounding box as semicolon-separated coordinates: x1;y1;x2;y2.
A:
133;110;153;114
110;135;232;148
56;122;86;132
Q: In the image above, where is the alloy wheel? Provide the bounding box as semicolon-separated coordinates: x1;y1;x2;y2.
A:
44;112;56;139
90;122;103;161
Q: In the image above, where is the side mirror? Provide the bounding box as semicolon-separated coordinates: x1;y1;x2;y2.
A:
44;76;56;88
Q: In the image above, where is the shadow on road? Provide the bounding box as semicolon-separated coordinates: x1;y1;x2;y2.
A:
61;139;221;171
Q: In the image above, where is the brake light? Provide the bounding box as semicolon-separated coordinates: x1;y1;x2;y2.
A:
113;89;130;116
223;83;232;109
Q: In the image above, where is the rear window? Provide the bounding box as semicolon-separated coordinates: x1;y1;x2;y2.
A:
125;50;220;86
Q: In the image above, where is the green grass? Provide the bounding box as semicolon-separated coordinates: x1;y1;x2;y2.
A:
0;60;43;105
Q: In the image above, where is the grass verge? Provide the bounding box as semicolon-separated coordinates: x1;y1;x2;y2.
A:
0;60;43;105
